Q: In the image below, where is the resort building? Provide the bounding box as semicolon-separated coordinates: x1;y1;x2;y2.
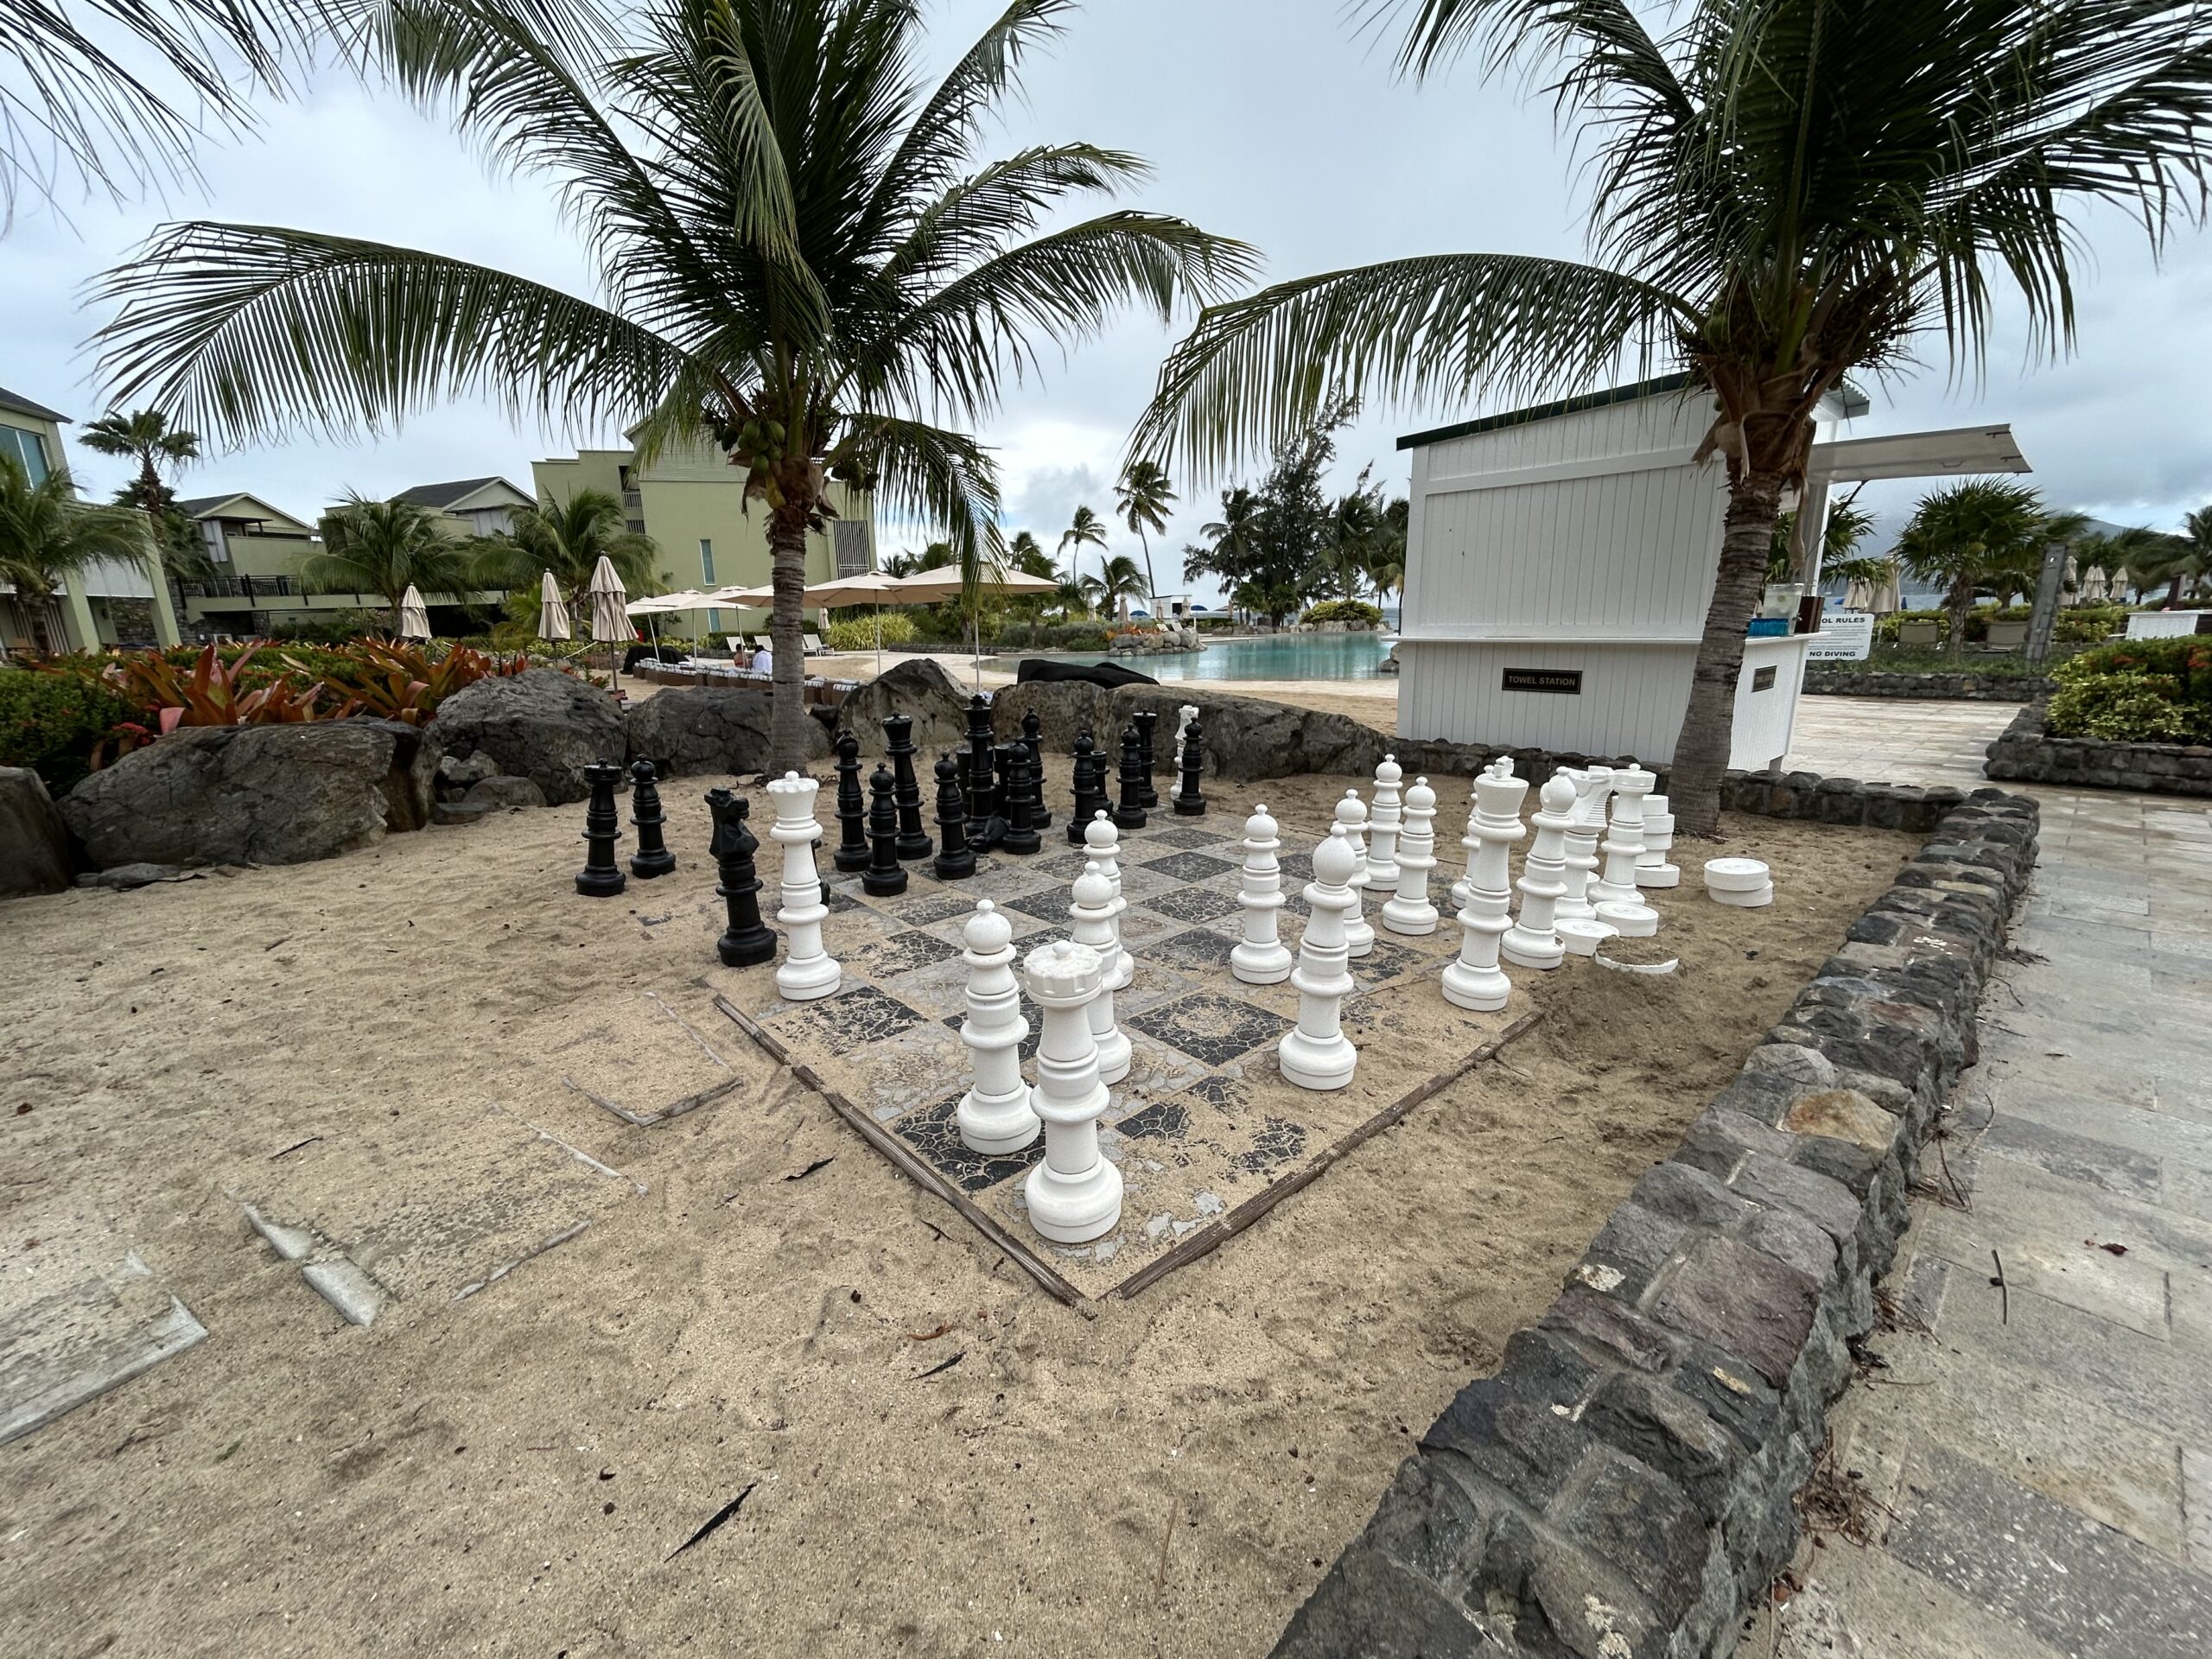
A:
1;385;181;652
391;476;535;539
533;435;875;633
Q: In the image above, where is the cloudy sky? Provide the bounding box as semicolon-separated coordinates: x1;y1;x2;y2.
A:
7;0;2212;602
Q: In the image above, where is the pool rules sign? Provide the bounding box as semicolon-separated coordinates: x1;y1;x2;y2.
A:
1806;613;1874;661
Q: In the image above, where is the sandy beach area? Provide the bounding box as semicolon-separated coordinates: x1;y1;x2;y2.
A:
0;766;1912;1656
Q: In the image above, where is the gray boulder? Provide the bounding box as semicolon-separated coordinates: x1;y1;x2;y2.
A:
625;685;830;779
464;774;548;810
837;657;973;752
424;668;622;804
1;766;75;897
74;862;201;891
1110;686;1395;783
435;749;502;800
990;679;1112;753
60;720;434;869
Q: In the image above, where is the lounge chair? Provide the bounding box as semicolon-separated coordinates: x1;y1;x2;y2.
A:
802;632;825;654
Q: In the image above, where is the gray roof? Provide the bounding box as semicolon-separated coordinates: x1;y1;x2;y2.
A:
0;385;70;423
393;476;530;509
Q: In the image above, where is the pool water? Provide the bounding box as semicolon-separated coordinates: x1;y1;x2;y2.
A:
1034;632;1393;683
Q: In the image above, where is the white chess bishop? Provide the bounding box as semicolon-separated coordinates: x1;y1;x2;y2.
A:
767;771;840;1001
955;901;1039;1154
1068;861;1131;1084
1278;824;1361;1091
1231;804;1294;984
1022;939;1122;1243
1382;775;1441;936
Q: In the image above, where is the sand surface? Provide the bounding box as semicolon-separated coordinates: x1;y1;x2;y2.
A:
0;770;1911;1656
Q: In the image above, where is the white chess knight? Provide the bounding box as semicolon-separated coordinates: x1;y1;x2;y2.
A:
955;901;1039;1154
1636;791;1681;889
1588;765;1660;932
1381;776;1441;936
1278;824;1361;1091
1068;861;1132;1084
1554;766;1615;923
1230;804;1294;984
767;771;840;1001
1333;790;1376;957
1082;810;1135;989
1501;771;1578;971
1442;760;1529;1012
1365;754;1404;891
1021;938;1122;1243
1167;702;1199;804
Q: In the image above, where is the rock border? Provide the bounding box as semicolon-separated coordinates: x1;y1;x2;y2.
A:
1984;698;2212;797
1803;666;2045;702
1272;779;2040;1659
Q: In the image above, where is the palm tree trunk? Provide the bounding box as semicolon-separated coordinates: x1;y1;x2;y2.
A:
1669;471;1785;839
766;512;813;773
1948;578;1974;660
1137;531;1158;619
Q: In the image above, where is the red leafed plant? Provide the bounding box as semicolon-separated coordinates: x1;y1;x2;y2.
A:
99;643;353;740
289;639;523;726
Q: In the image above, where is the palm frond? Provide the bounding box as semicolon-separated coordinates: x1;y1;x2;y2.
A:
839;413;1004;607
883;143;1151;286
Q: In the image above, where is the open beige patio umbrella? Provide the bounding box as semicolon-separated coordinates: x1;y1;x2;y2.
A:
537;570;573;642
887;565;1058;688
396;584;431;641
586;555;629;688
801;571;908;677
626;588;712;658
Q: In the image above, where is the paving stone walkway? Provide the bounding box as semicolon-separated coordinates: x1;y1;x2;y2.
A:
1745;701;2212;1656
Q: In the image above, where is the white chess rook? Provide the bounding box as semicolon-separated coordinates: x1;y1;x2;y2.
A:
1068;862;1132;1084
1231;804;1294;984
1502;770;1578;970
1554;766;1615;923
1442;760;1529;1012
1022;939;1123;1243
1083;810;1135;989
1588;766;1659;932
1382;775;1441;936
955;901;1039;1154
1334;790;1376;957
768;771;840;1001
1278;825;1361;1090
1365;754;1404;891
1636;791;1681;888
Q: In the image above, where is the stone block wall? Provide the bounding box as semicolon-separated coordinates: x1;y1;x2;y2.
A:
1271;788;2040;1659
1803;668;2044;702
1984;700;2212;797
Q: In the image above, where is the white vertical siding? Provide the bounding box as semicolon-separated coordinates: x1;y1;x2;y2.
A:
1400;640;1694;762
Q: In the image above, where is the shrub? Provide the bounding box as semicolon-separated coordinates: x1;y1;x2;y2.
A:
989;621;1111;652
824;613;918;652
1194;614;1237;632
0;668;147;793
1300;598;1384;626
2046;674;2203;742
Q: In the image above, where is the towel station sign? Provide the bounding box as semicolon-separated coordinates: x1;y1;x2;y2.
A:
1501;668;1582;695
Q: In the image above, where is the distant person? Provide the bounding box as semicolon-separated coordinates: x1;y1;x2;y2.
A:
753;639;773;677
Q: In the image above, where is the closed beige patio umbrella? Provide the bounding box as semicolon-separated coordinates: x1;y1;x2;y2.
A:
537;570;573;642
586;555;630;688
396;584;431;640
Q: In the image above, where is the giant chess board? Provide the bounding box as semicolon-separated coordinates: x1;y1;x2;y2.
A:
715;808;1529;1300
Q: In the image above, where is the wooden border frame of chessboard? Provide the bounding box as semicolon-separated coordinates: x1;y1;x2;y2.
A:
715;995;1542;1306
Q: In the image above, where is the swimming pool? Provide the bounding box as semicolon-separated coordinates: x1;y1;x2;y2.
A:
1033;632;1394;683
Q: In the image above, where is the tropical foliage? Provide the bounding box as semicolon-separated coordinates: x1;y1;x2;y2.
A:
1300;598;1384;626
2048;638;2212;742
1058;503;1110;588
1768;494;1884;588
0;668;143;792
303;494;477;623
1895;482;2084;658
1080;552;1147;622
1133;0;2212;832
93;0;1250;771
1114;459;1174;609
293;639;526;724
0;457;153;651
474;487;656;609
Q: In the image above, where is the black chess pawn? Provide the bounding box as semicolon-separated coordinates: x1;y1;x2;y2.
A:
705;788;777;966
575;762;627;896
882;712;934;861
862;764;907;896
831;730;870;874
998;741;1041;855
931;753;976;880
1174;716;1208;817
1020;709;1053;828
1113;725;1148;831
964;694;1001;851
1067;728;1105;845
1131;709;1160;809
627;758;676;879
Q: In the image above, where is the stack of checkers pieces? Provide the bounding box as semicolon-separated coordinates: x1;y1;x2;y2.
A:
1701;856;1773;909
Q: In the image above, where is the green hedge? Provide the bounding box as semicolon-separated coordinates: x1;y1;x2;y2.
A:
0;669;148;795
2047;637;2212;743
1873;603;2128;647
988;621;1113;652
825;613;918;652
1299;598;1384;626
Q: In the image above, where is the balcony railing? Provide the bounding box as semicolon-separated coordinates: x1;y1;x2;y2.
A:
182;575;300;599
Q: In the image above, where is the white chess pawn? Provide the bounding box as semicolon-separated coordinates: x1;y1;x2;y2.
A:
1167;702;1199;804
1442;761;1529;1012
1447;759;1515;911
1501;771;1577;970
1365;753;1404;891
1082;809;1135;989
1068;862;1131;1084
1636;791;1681;888
768;771;840;1001
955;901;1039;1154
1022;938;1122;1243
1333;790;1376;958
1382;776;1440;936
1554;766;1614;923
1588;766;1658;931
1278;825;1360;1091
1231;804;1294;984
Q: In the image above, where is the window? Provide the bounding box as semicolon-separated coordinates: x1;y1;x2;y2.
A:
0;423;49;483
833;519;869;576
200;518;229;563
699;538;715;583
468;507;512;537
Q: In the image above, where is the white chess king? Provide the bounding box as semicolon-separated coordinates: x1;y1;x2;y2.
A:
768;771;840;1001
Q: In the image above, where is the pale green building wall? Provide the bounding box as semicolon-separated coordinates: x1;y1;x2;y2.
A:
2;404;181;651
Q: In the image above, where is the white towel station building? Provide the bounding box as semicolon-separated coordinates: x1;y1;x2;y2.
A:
1393;375;2031;770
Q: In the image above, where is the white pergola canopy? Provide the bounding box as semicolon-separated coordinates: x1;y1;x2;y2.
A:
1808;423;2029;483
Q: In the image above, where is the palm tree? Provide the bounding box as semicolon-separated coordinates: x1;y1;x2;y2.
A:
0;458;152;652
92;0;1251;771
2170;507;2212;605
304;495;477;629
1058;504;1110;595
1090;552;1147;624
1113;460;1174;615
1894;481;2055;658
1133;0;2212;836
475;487;656;611
1007;530;1057;582
79;408;200;516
